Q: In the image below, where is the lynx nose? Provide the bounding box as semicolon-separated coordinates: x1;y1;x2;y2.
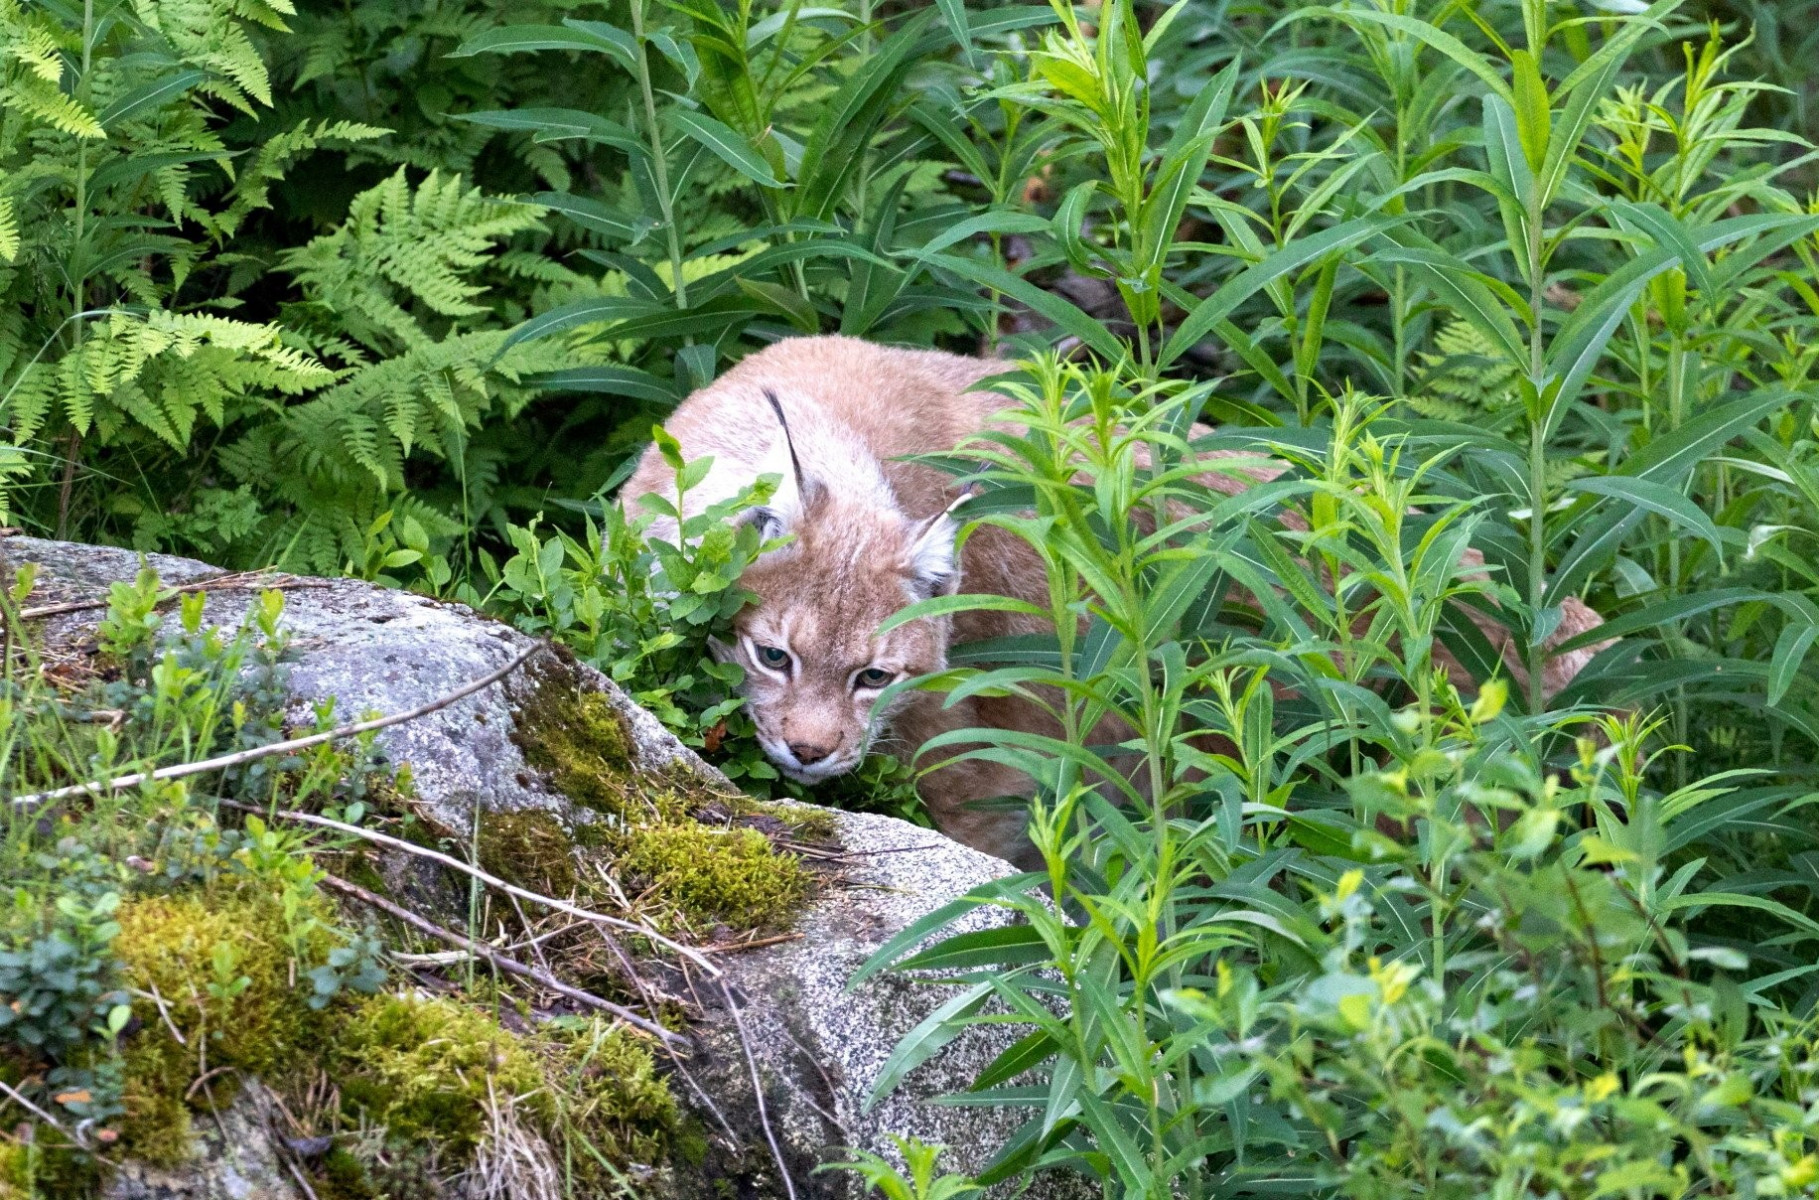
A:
789;741;834;766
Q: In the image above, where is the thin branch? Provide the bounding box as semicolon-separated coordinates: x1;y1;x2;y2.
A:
18;572;331;620
0;1078;115;1163
9;644;541;808
699;931;804;954
319;872;685;1047
219;798;716;971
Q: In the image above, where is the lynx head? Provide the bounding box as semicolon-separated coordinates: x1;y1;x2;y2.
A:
718;393;963;784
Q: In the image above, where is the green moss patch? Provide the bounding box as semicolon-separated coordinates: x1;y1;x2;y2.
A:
511;668;659;822
476;808;581;898
618;824;808;934
542;1014;679;1168
115;888;334;1164
333;993;547;1154
98;875;678;1190
506;664;817;936
330;997;676;1188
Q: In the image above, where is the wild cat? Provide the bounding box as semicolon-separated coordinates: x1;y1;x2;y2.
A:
621;335;1606;864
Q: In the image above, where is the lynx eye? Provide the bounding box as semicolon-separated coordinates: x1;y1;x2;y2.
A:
854;667;895;690
755;645;792;671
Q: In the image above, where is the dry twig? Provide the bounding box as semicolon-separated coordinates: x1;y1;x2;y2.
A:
318;872;683;1047
9;644;540;808
17;571;330;620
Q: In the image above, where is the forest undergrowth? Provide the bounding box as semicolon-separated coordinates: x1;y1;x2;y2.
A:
4;0;1819;1194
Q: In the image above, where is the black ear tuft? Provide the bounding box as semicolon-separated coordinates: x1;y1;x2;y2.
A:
764;389;823;507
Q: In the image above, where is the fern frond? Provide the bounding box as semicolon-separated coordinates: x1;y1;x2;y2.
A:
1;77;105;138
0;196;17;261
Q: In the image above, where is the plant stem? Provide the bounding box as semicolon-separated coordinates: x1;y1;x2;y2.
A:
60;0;95;542
630;0;687;309
1525;186;1548;717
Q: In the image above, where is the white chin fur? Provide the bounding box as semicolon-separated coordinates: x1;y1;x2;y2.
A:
773;755;860;784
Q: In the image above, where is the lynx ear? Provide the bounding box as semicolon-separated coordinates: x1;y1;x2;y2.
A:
736;391;820;546
735;504;788;542
763;389;823;508
903;511;961;598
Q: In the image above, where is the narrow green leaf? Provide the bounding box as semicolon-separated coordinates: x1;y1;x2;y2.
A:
896;925;1054;972
1161;217;1396;368
1373;244;1528;368
1552;587;1762;652
1509;49;1551;171
1660;891;1819;937
936;0;974;64
848;876;1044;989
449;25;632;66
528;192;649;242
1622;390;1793;486
496;297;655;358
971;1030;1058;1092
1565;476;1723;552
878;592;1052;634
561;19;638;67
734;276;819;332
669;109;787;188
1769;623;1819;706
1317;9;1513;104
1481;95;1535;270
98;70;205;128
865;983;995;1110
526;367;677;405
911;252;1130;362
1611;201;1713;297
454;108;643;155
916;210;1052;259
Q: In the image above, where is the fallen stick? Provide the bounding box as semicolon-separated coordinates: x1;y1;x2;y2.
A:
0;1079;116;1163
699;931;804;954
319;872;684;1047
216;797;714;970
18;571;331;620
9;643;540;808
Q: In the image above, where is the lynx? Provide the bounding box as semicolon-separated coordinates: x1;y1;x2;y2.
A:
621;335;1605;864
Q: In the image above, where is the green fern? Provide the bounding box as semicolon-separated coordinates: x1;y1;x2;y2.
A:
0;0;545;564
1406;319;1523;426
193;169;577;571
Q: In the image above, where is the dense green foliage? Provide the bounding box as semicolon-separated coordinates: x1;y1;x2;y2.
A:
4;0;1819;1195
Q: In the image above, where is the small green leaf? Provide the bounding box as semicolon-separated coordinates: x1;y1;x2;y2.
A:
1769;622;1819;706
669;109;788;189
1509;49;1551;172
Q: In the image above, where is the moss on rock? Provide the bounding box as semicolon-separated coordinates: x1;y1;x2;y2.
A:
326;997;677;1191
540;1015;680;1170
331;993;548;1154
511;671;661;822
619;824;808;934
114;887;334;1164
476;808;580;898
507;665;816;936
